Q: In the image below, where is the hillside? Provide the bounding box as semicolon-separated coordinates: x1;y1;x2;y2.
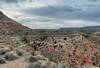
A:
0;11;30;33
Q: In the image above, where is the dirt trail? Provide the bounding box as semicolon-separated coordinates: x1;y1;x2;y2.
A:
0;58;28;68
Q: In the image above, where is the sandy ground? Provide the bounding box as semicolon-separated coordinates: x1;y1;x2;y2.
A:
0;57;99;68
0;58;28;68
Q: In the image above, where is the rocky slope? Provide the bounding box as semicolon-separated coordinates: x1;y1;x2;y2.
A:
33;35;100;68
0;11;30;33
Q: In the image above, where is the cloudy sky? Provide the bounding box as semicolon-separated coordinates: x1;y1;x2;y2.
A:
0;0;100;29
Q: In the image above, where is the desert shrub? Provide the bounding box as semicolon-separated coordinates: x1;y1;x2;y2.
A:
42;45;65;62
28;62;43;68
21;38;29;44
16;49;24;56
4;51;18;61
0;57;6;64
29;56;37;63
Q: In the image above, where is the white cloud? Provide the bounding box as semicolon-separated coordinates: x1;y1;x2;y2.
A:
63;19;100;27
18;19;100;29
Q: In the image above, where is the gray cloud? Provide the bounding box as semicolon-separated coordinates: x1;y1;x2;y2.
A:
3;0;19;3
22;5;100;21
88;0;98;2
23;5;82;16
2;0;34;3
0;0;100;29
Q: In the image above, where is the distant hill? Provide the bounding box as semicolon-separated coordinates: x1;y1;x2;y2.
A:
83;26;100;29
59;26;100;32
0;11;30;33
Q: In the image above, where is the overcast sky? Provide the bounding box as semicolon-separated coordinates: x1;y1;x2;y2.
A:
0;0;100;29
